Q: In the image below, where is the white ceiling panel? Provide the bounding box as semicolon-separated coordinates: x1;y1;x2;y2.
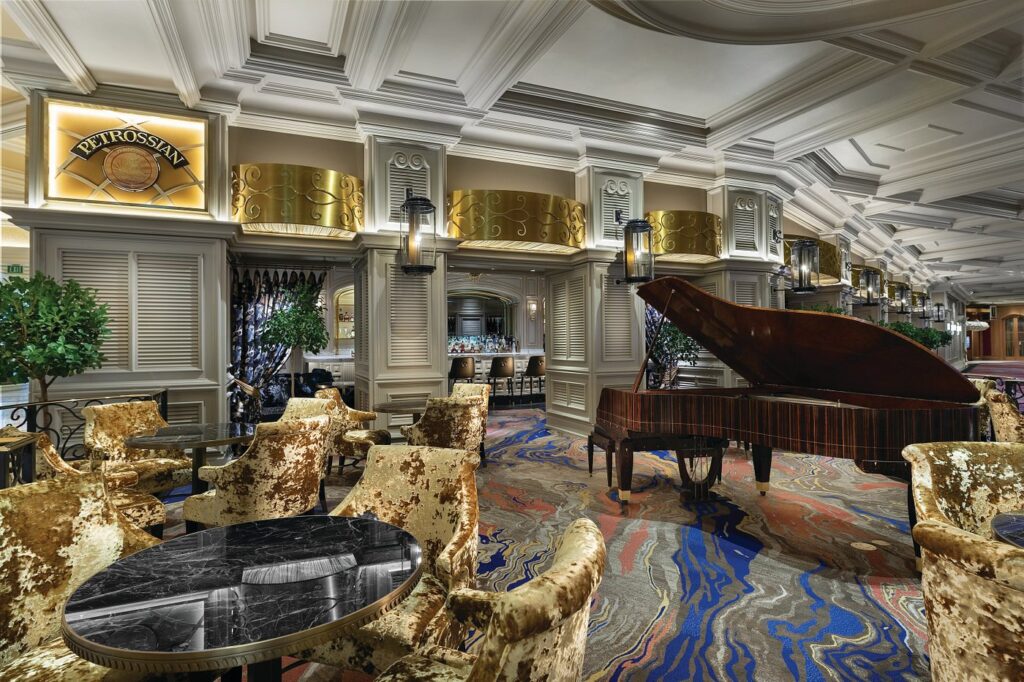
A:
400;1;507;83
520;6;837;119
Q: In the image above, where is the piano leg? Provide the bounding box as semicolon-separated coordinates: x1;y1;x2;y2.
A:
587;434;594;476
617;442;633;504
752;445;773;496
606;442;615;489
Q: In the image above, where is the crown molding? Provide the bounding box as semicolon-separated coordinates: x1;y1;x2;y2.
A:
2;205;237;239
145;0;201;108
231;109;362;143
459;0;589;110
355;112;462;147
243;41;350;86
448;140;578;171
196;0;250;75
258;81;341;105
3;0;96;95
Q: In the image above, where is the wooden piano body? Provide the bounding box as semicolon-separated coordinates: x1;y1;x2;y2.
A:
591;277;983;506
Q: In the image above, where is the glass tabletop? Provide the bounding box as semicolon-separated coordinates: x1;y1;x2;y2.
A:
992;511;1024;549
62;516;421;672
125;422;257;449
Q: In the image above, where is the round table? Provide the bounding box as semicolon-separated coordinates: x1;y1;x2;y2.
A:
62;516;422;681
992;510;1024;548
373;400;429;424
125;422;256;495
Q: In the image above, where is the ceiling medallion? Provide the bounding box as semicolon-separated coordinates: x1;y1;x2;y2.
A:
101;146;161;192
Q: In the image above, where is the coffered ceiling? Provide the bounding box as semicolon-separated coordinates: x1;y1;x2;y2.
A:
1;0;1022;301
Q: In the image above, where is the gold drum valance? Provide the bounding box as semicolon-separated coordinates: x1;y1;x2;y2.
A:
231;163;363;238
447;189;585;254
783;235;843;286
645;210;722;263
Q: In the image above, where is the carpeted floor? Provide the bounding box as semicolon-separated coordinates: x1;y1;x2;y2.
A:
165;409;929;680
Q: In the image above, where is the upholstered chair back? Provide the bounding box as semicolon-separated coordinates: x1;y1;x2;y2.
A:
0;426;73;481
403;397;486;451
450;518;606;682
199;416;329;525
984;389;1024;443
903;442;1024;681
0;474;158;668
330;445;479;589
968;378;996;438
451;383;491;424
82;400;168;463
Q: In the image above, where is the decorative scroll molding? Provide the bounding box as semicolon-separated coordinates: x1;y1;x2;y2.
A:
646;210;723;263
448;189;585;254
231;163;364;237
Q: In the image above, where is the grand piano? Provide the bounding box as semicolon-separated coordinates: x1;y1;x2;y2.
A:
591;277;984;522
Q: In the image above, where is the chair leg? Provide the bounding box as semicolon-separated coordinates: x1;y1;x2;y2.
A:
479;439;486;467
319;479;328;513
587;434;594;476
185;520;201;534
146;523;164;539
326;455;333;476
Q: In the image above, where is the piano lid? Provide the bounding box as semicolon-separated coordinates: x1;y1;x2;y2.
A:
638;277;979;404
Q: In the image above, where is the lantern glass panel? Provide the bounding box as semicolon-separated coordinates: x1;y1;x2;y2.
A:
791;239;819;293
861;269;880;306
623;219;654;283
400;190;437;274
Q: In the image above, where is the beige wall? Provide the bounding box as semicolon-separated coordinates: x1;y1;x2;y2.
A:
446;156;574;197
228;128;364;179
643;182;706;212
782;216;817;238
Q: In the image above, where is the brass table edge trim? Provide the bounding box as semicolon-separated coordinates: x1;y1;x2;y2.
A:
61;557;423;673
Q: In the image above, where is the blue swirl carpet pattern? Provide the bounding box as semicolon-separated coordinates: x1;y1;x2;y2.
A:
164;408;930;680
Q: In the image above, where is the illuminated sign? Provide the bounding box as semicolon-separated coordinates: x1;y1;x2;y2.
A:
45;98;208;211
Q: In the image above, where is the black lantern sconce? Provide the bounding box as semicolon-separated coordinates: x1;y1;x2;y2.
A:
934;302;946;323
616;210;654;284
790;238;819;293
860;268;881;307
892;283;910;315
918;293;933;320
399;188;437;274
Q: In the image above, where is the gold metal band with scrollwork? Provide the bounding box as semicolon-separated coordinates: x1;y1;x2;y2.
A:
231;163;364;236
447;189;585;251
645;210;722;261
783;235;843;284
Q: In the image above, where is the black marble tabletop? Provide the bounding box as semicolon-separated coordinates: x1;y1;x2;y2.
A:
125;422;257;450
992;510;1024;549
62;516;422;672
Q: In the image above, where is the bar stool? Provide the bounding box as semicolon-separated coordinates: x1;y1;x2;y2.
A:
519;355;545;396
448;356;476;392
487;356;515;405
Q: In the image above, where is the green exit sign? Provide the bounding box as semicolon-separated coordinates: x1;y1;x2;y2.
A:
6;264;24;274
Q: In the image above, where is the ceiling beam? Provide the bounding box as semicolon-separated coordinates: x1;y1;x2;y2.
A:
195;0;250;76
919;239;1024;262
459;0;588;111
878;144;1024;204
340;0;430;92
3;0;96;94
145;0;200;108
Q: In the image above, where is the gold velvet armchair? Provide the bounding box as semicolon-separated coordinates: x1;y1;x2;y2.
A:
984;389;1024;443
0;426;165;537
182;416;329;529
401;396;486;452
301;444;480;675
376;518;607;682
903;442;1024;681
80;401;191;496
451;383;491;463
314;387;390;473
0;474;160;681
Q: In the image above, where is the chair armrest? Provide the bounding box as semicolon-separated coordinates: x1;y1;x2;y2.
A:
197;465;225;486
348;408;378;423
914;520;1024;591
400;425;416;441
446;587;499;630
435;521;478;591
105;470;140;490
414;645;477;671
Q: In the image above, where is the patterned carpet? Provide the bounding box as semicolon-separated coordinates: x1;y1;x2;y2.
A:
166;408;929;680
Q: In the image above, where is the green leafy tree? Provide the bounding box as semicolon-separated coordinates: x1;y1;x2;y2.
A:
879;320;953;351
646;306;700;388
260;281;329;396
0;272;110;403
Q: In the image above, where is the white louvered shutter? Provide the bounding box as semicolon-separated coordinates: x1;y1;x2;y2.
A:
136;254;200;369
167;402;203;424
355;266;369;363
602;275;633;360
387;264;429;365
60;250;131;370
767;198;782;258
568;275;586;360
388;158;430;222
601;185;632;242
732;195;758;253
733;280;758;307
551;280;569;360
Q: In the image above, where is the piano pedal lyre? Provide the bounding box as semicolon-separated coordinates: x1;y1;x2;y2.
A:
676;437;726;501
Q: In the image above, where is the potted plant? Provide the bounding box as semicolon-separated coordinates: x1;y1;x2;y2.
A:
879;320;953;351
645;305;700;389
260;281;329;396
0;272;109;404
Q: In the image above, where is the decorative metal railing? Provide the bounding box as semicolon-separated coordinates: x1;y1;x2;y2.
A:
0;389;169;464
